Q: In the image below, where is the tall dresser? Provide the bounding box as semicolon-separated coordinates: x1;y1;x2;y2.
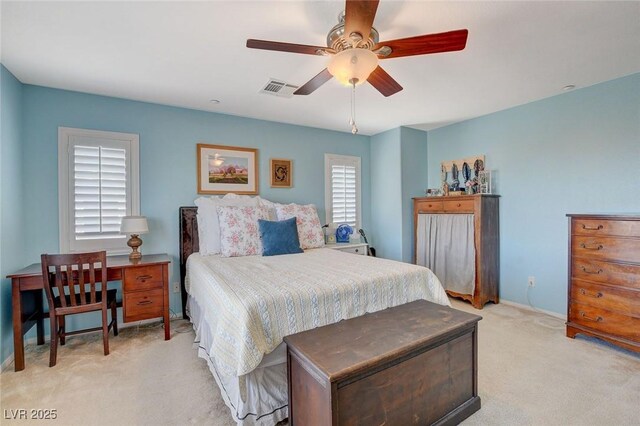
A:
566;214;640;353
414;195;500;309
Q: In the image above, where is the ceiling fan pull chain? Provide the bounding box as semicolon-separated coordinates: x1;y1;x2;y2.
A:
350;82;358;134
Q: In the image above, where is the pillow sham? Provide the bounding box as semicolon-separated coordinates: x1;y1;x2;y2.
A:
275;203;325;249
258;217;304;256
194;196;259;255
217;205;270;257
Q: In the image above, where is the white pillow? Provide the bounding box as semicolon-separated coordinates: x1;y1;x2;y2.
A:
195;196;259;255
275;203;325;249
256;196;281;221
217;205;270;257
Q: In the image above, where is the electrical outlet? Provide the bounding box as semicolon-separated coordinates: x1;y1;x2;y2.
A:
172;282;180;293
528;276;535;287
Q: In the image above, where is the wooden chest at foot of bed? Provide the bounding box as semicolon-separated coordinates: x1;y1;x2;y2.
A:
284;300;482;426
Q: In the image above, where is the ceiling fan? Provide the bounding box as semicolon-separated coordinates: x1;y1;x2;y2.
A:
246;0;468;98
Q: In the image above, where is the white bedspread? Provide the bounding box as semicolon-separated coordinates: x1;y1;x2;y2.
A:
186;248;449;377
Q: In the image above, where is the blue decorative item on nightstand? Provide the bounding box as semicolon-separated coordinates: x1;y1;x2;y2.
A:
336;224;353;243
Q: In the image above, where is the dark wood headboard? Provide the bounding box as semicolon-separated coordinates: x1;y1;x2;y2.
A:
179;206;199;319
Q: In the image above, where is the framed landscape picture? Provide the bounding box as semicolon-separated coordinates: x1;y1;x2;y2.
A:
270;158;292;188
197;144;258;194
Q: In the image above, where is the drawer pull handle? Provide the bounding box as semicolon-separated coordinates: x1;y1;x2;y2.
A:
137;300;153;306
580;311;603;322
580;243;603;250
581;224;603;231
580;266;603;275
136;274;153;282
579;288;603;298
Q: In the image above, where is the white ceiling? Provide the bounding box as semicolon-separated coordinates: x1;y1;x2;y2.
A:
2;1;639;135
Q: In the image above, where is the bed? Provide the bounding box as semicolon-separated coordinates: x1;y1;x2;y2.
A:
178;206;450;425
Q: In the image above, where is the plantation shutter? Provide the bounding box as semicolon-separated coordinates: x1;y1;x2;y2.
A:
331;164;358;226
325;154;361;229
59;127;139;253
73;145;128;240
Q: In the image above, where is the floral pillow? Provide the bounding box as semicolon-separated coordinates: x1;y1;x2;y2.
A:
217;205;270;257
275;204;325;249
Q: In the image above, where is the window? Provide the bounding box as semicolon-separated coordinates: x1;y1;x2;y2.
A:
325;153;361;229
58;127;139;253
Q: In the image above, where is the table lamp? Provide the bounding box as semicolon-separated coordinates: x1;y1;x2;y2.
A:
120;216;149;261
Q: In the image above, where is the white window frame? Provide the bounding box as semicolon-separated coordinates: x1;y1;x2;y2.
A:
324;153;362;230
58;127;140;254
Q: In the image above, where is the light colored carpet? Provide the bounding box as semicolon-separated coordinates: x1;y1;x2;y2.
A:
1;300;638;425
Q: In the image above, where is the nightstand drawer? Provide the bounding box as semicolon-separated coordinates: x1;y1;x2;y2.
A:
338;246;366;255
124;288;164;322
123;265;163;292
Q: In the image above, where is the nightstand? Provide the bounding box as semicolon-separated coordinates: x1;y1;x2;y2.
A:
326;242;369;256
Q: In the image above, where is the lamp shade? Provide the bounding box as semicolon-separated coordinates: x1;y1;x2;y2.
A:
120;216;149;235
328;48;379;86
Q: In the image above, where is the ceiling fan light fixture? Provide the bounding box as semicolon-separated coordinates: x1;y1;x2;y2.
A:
327;48;378;86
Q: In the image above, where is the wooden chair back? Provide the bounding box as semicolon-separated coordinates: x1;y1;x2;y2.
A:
41;251;108;314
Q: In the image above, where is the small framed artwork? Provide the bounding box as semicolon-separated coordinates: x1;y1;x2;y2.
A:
478;170;492;194
270;158;292;188
197;143;259;194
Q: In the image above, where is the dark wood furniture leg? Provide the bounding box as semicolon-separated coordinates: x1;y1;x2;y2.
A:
163;263;170;340
35;291;45;345
12;280;25;371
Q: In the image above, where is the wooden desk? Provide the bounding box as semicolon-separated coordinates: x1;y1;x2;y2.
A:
7;253;171;371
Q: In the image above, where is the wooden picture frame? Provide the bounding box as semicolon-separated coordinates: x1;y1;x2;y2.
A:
197;144;258;194
270;158;292;188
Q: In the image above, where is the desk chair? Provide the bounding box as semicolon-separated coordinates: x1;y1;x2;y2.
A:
41;251;118;367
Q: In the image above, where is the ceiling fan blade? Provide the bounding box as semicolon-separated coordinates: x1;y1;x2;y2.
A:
375;29;468;59
344;0;380;44
246;39;331;56
367;66;403;97
294;69;333;95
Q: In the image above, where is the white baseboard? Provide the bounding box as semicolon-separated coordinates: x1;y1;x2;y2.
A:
500;299;565;320
1;314;183;372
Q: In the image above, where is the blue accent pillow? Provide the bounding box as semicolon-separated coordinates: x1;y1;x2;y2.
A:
258;217;304;256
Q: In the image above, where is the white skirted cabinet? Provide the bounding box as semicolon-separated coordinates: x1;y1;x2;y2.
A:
413;195;500;309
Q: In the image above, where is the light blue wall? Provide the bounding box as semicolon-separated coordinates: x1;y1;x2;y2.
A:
0;65;24;362
370;127;429;262
427;73;640;314
400;127;429;263
370;128;403;260
14;84;370;339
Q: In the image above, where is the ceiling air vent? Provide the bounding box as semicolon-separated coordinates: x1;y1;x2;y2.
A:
259;79;299;98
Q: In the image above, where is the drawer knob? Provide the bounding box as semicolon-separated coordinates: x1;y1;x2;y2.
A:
355;249;359;253
457;203;461;207
580;311;603;322
581;224;603;231
580;243;603;251
579;288;603;298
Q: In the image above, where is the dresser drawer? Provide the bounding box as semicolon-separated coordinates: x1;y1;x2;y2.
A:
572;218;640;238
572;258;640;290
571;279;640;316
569;302;639;341
571;236;640;263
415;200;443;213
443;199;474;213
123;265;164;292
123;288;164;322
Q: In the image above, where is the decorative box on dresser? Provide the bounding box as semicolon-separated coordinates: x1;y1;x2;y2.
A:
413;195;500;309
566;214;640;353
